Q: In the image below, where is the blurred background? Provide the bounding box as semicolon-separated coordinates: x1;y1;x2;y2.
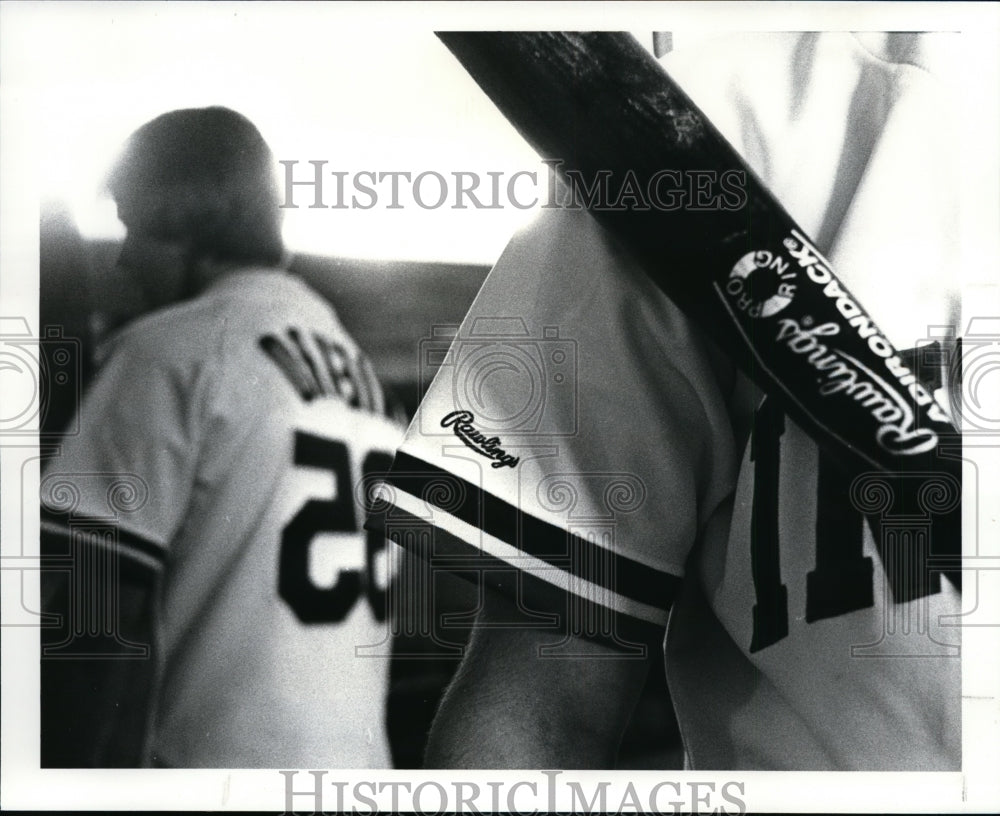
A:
21;3;548;420
11;3;682;769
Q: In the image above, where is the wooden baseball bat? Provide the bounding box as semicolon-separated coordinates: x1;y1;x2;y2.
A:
437;32;961;488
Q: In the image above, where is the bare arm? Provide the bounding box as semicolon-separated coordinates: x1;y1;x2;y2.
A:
424;586;656;769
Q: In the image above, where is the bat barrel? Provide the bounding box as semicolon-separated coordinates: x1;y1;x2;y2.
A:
437;32;961;491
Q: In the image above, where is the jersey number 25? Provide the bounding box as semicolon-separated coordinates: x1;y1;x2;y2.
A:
278;430;393;624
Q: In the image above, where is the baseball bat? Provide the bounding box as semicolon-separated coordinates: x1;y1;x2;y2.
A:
437;32;961;487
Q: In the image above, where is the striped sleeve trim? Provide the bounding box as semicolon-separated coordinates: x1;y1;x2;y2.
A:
384;505;668;650
382;452;679;633
40;509;167;574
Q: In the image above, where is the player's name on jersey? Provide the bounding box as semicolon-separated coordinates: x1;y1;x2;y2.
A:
259;326;369;408
441;410;520;469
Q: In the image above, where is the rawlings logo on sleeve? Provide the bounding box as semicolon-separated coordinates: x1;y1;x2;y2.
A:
441;410;520;469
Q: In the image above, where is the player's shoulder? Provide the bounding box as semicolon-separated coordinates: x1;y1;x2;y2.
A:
120;269;340;357
478;202;738;432
101;295;217;370
199;268;341;334
96;273;335;414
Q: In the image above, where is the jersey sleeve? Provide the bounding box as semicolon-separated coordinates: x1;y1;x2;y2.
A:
40;329;203;573
378;206;738;647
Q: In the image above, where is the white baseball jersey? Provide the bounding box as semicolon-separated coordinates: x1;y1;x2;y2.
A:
381;32;962;770
41;269;401;767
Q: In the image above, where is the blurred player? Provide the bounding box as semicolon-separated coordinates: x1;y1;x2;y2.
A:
40;106;401;767
378;32;963;769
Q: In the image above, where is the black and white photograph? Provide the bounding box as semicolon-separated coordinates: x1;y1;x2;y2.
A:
1;2;998;813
